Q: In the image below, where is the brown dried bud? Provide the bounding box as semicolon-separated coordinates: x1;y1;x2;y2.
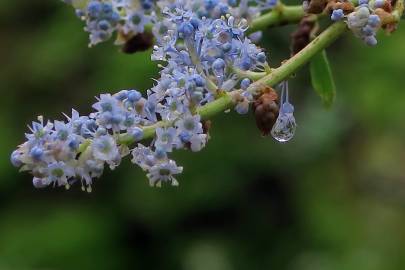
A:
304;0;329;14
202;120;212;135
328;1;355;14
375;8;397;33
252;87;279;136
291;16;316;55
121;32;154;54
381;0;393;13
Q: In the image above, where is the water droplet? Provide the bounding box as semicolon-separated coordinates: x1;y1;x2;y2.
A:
271;81;297;143
271;113;296;143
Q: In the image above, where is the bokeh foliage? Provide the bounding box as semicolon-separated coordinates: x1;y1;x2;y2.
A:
1;1;405;269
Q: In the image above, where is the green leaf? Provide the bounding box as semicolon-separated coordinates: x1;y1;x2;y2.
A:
310;50;336;108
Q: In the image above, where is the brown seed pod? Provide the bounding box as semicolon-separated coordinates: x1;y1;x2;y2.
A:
339;1;355;13
121;32;154;54
326;1;355;14
252;86;279;136
291;16;316;55
381;0;393;13
324;0;355;14
304;0;329;14
202;120;212;135
202;120;212;141
374;7;399;33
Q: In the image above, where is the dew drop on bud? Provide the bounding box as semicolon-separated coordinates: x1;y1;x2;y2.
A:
271;81;297;143
271;113;296;143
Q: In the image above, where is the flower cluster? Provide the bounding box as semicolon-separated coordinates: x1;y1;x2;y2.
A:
157;0;279;20
329;0;382;46
10;90;186;191
62;0;279;46
63;0;156;46
151;7;268;110
12;5;269;190
16;0;401;191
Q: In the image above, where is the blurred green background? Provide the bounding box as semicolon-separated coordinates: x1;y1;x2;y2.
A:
1;1;405;270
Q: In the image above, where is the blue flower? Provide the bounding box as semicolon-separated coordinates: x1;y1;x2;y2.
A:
25;116;53;144
346;7;380;46
358;0;369;6
87;1;102;19
155;127;180;152
53;120;72;141
240;78;251;90
10;150;23;167
374;0;385;8
46;161;75;187
30;146;44;162
33;177;51;189
331;9;344;21
124;11;150;34
127;90;142;103
129;127;144;142
364;35;377;46
368;15;380;28
157;97;185;121
146;160;183;187
131;144;157;171
175;114;203;135
189;134;208;152
92;135;120;162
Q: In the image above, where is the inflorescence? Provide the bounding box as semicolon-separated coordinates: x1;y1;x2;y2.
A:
330;0;383;45
304;0;399;46
62;0;279;46
12;4;271;190
11;0;403;191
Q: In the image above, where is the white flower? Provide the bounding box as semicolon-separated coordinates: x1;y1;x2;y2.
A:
92;135;120;162
146;160;183;187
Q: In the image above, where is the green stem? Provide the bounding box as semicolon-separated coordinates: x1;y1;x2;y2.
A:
117;92;237;145
248;5;305;33
118;121;170;145
248;21;347;92
231;67;269;81
197;92;235;120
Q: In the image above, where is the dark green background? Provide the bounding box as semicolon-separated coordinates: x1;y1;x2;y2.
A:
1;1;405;269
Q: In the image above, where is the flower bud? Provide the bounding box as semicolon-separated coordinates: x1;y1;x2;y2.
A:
252;87;279;136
